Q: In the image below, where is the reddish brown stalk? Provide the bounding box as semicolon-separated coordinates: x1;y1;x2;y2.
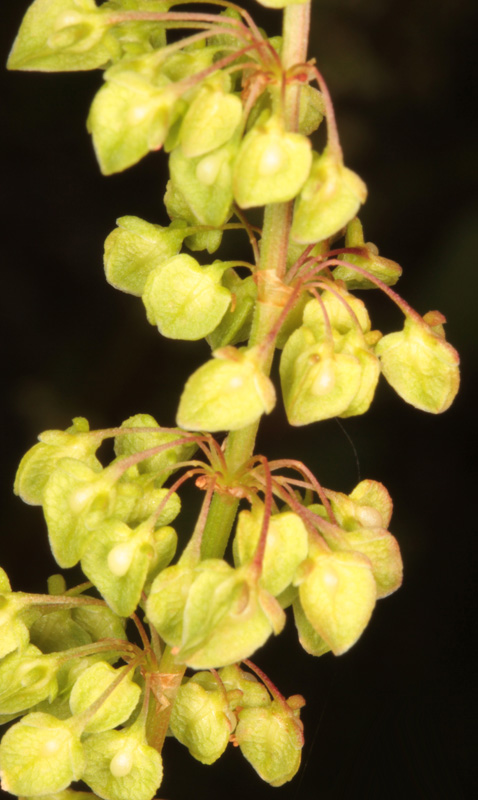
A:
131;612;152;652
243;659;297;715
233;205;261;265
268;475;333;547
308;287;333;343
324;259;421;321
251;456;273;575
264;459;336;523
311;278;365;333
150;468;206;526
309;64;342;160
184;475;218;562
285;243;317;283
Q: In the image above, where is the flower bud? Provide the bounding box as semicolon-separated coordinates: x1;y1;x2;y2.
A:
69;661;141;733
80;519;157;617
142;254;231;340
170;672;236;764
175;561;285;669
233;117;312;208
43;458;117;568
7;0;120;72
298;85;324;136
180;84;243;158
291;149;367;244
104;216;187;296
114;412;197;477
332;218;403;288
0;586;30;659
294;544;376;655
0;645;59;715
218;664;271;710
71;603;126;644
145;563;196;648
0;712;84;797
234;505;308;596
375;315;460;413
280;329;362;425
14;417;101;506
349;479;393;528
303;289;371;340
82;726;163;800
169;139;236;227
177;347;276;432
234;698;304;787
87;65;179;174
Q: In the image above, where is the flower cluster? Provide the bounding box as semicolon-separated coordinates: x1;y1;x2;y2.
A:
3;0;460;798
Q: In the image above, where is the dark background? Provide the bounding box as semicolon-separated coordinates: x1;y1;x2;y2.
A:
0;1;475;798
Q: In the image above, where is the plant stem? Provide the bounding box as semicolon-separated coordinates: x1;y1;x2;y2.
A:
200;1;311;560
153;2;312;750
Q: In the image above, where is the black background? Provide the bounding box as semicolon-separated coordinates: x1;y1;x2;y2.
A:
0;1;476;798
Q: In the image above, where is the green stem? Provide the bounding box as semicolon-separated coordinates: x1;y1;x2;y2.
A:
153;1;312;751
200;1;311;561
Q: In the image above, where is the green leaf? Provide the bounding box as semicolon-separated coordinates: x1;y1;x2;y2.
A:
169;140;237;227
177;347;276;432
233;117;312;208
375;316;460;413
170;674;235;764
142;255;231;340
87;70;178;174
180;84;243;158
234;506;309;596
104;216;187;296
82;727;163;800
8;0;120;72
0;712;85;797
0;645;59;715
69;661;141;733
291;149;367;244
